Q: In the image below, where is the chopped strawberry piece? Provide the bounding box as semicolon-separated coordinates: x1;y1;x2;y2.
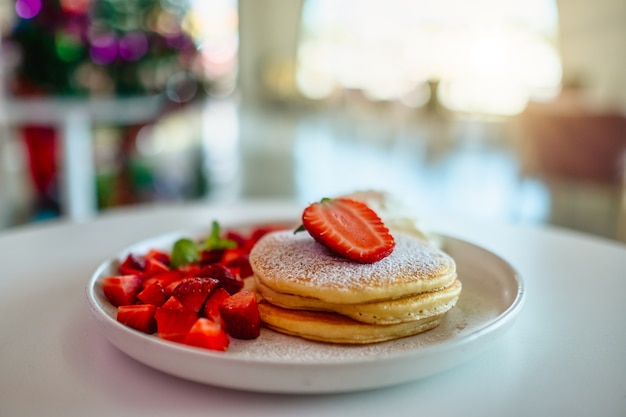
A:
155;296;198;343
171;277;220;313
219;291;261;340
182;318;229;351
200;248;225;265
141;270;182;290
300;197;395;263
117;304;156;334
202;287;230;324
224;230;247;248
137;281;167;306
102;275;142;307
118;253;145;275
145;249;170;265
221;248;253;278
244;224;288;252
143;257;170;277
197;263;243;295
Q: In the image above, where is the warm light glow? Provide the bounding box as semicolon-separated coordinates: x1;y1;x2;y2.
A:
296;0;562;115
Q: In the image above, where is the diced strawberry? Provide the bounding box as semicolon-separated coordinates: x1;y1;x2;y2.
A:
224;230;247;248
155;296;198;343
202;287;230;324
219;291;261;340
145;249;170;265
244;224;287;252
300;197;395;263
118;253;145;275
221;248;253;278
171;277;220;313
197;263;243;295
141;270;182;290
102;275;142;307
182;318;229;351
137;281;167;306
143;257;170;277
117;304;157;334
200;248;225;265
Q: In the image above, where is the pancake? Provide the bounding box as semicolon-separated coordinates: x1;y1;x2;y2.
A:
249;231;456;304
257;300;444;344
255;279;462;325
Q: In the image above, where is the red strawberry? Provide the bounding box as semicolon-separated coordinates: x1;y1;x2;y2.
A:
182;318;229;351
197;263;243;295
143;257;170;277
141;270;182;290
221;248;253;279
300;197;395;263
117;304;157;334
171;277;220;313
137;281;167;306
102;275;142;306
219;291;261;340
118;253;145;275
145;249;170;265
155;296;198;342
202;287;231;323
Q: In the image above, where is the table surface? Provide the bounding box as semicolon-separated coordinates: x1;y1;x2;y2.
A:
1;200;625;417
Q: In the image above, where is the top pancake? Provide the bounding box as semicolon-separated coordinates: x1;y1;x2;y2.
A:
249;230;456;304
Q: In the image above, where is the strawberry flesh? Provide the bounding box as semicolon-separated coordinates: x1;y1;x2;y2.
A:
102;274;142;306
301;197;395;263
202;287;231;324
171;277;220;313
117;304;156;334
137;281;167;306
183;318;229;351
155;296;198;342
219;291;261;340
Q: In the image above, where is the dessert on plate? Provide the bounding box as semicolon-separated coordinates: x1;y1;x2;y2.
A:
249;196;462;344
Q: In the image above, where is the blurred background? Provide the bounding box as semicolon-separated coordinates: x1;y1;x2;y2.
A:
0;0;625;241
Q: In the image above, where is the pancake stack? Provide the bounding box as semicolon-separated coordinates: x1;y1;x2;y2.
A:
249;230;461;344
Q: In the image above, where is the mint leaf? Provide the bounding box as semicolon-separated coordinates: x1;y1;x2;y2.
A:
203;220;237;251
170;238;201;269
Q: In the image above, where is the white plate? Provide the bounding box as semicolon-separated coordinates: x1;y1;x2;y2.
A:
85;223;525;394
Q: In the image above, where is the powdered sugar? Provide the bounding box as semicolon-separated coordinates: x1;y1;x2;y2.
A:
249;231;455;301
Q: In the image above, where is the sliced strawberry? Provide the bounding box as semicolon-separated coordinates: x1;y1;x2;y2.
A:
155;296;198;343
219;291;261;340
118;253;145;275
300;197;395;263
202;287;231;324
197;263;243;295
171;277;220;313
182;318;229;351
137;281;167;306
117;304;157;334
102;275;142;307
221;248;253;279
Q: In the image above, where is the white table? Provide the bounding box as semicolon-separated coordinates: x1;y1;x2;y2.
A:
1;200;625;416
4;95;164;220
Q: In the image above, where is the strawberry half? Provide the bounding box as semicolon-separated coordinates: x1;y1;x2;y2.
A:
300;197;395;263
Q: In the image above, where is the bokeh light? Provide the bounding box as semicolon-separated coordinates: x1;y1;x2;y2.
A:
15;0;41;19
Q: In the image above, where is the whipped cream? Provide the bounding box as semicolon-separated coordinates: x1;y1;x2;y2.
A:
340;190;441;248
